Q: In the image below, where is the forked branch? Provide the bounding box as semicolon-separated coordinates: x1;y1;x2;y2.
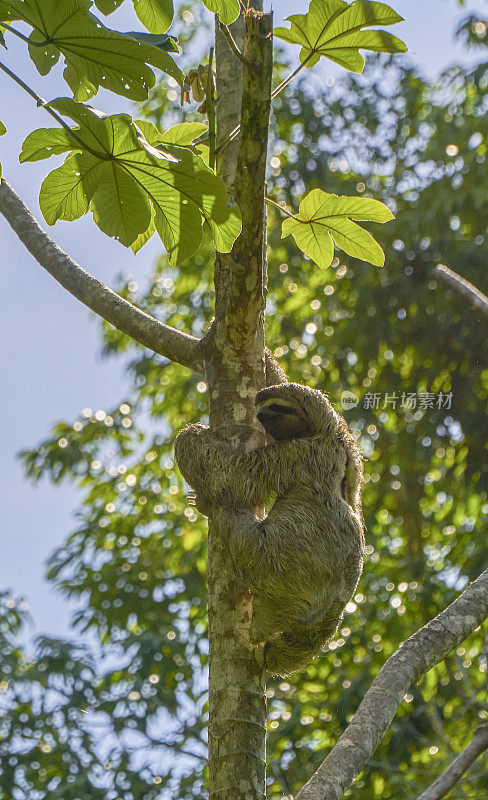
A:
295;566;488;800
0;178;203;372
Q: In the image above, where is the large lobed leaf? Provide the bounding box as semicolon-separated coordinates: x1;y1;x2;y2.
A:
281;188;394;267
20;100;240;263
0;0;182;101
274;0;407;73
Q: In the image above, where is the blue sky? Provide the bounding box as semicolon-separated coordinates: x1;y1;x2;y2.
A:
0;0;484;638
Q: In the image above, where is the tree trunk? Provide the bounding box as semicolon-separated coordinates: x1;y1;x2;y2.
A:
204;6;272;800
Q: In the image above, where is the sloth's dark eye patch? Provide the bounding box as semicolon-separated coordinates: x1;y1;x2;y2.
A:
268;403;291;414
341;475;347;500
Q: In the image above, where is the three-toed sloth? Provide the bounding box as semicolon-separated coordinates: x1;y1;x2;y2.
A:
174;382;364;677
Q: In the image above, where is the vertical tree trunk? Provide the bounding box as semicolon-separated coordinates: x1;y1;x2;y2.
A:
205;6;273;800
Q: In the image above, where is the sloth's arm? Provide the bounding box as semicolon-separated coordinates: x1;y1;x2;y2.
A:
174;424;305;509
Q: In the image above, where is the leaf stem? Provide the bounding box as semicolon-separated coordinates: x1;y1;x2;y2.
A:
1;23;32;45
0;59;101;157
265;196;297;220
270;60;307;101
2;23;49;47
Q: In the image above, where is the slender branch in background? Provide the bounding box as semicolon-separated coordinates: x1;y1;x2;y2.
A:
269;761;292;797
434;263;488;319
0;60;102;158
295;565;488;800
416;725;488;800
0;178;203;373
218;21;251;66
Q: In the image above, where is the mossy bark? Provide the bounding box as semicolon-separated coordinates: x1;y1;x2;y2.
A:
204;7;273;800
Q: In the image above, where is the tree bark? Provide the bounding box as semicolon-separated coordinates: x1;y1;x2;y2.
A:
204;7;272;800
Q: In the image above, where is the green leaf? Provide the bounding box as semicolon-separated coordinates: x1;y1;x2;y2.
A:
90;161;152;246
39;151;101;224
93;0;174;31
0;0;182;100
32;99;241;262
281;189;394;268
20;127;78;162
123;31;179;52
93;0;123;13
200;0;240;25
135;120;208;147
130;214;156;254
136;120;210;162
0;120;6;135
133;0;174;34
274;0;407;73
47;98;116;152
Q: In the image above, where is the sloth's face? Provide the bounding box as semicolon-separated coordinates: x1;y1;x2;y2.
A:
256;397;311;441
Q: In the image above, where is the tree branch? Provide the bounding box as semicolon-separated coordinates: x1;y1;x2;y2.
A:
434;263;488;319
295;566;488;800
0;178;203;372
0;178;286;384
416;725;488;800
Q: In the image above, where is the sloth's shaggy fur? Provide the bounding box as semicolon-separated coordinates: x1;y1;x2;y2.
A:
175;382;364;676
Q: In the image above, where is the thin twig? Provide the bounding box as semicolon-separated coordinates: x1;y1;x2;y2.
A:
269;760;292;797
265;196;297;220
434;263;488;319
416;725;488;800
1;24;32;44
0;60;101;158
218;21;251;66
0;178;203;372
271;61;308;101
